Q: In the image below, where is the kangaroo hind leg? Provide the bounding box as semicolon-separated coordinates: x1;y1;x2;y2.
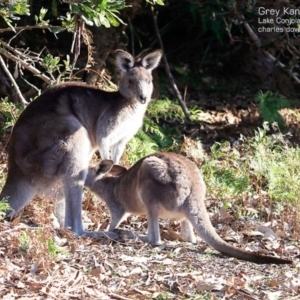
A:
1;166;37;218
180;219;197;244
140;184;163;245
108;206;127;231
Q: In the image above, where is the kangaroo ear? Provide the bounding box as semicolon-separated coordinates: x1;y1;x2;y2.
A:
96;160;114;175
141;49;162;71
115;50;134;71
110;165;127;176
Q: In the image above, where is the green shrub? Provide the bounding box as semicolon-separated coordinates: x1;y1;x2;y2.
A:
250;123;300;204
256;91;290;128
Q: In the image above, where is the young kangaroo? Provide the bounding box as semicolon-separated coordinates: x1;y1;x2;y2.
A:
85;152;292;264
1;49;162;238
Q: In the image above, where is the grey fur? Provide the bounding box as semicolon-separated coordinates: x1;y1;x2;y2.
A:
1;49;162;238
85;152;292;264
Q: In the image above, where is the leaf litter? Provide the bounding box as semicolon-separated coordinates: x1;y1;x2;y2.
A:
0;195;299;300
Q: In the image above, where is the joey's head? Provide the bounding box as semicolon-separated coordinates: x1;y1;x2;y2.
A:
85;160;127;189
115;49;162;104
96;160;127;178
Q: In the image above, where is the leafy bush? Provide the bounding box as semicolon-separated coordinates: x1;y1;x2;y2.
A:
126;129;159;165
0;98;22;133
0;0;29;28
201;123;300;217
256;91;290;128
202;142;252;200
18;228;68;258
0;199;9;220
250;123;300;204
147;98;185;122
125;98;184;163
69;0;127;28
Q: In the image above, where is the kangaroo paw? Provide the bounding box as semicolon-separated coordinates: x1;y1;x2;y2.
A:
115;229;148;242
81;230;119;240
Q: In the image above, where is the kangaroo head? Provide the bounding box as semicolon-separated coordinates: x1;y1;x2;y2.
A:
96;160;127;178
115;49;162;104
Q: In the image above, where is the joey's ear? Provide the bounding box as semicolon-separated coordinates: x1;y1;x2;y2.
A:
110;165;127;176
96;160;114;175
141;49;162;71
115;50;134;71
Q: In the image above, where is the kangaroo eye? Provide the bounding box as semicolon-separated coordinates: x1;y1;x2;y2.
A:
128;79;134;85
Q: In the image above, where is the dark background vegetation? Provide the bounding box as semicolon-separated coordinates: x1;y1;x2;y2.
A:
1;0;300;146
1;1;300;99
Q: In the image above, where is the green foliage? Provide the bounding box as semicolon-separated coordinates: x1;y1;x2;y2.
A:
59;12;75;31
150;124;180;149
43;54;73;82
19;229;68;258
125;98;183;163
199;1;228;44
147;98;185;122
70;0;127;28
0;198;9;220
0;98;22;133
156;293;169;300
44;54;60;73
126;129;158;164
144;98;184;149
146;0;164;5
202;123;300;211
34;7;49;25
250;123;300;204
256;91;290;128
143;117;178;149
202;142;251;199
19;231;30;253
0;0;29;29
143;117;164;139
47;238;68;258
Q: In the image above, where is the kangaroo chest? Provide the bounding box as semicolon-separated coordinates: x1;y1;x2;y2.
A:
108;105;146;144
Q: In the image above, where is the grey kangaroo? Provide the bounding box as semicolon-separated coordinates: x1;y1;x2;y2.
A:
1;49;162;238
85;152;292;264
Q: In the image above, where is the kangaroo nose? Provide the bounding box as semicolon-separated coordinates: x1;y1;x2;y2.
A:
139;95;146;104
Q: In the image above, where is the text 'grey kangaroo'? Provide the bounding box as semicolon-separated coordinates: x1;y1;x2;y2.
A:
85;152;292;264
1;49;162;238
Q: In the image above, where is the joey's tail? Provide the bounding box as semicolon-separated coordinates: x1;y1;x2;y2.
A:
188;204;292;264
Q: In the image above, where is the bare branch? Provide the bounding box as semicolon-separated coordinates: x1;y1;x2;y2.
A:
0;25;63;33
262;50;300;84
242;19;261;48
8;28;25;44
71;17;84;69
0;55;28;107
1;40;41;62
21;76;40;93
0;46;55;85
241;14;300;85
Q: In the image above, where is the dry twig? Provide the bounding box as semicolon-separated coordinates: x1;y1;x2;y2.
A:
240;14;300;85
0;45;54;85
71;15;84;70
0;25;62;33
0;55;28;107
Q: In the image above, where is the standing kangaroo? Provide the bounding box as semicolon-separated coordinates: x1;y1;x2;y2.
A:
1;49;162;238
85;152;292;264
